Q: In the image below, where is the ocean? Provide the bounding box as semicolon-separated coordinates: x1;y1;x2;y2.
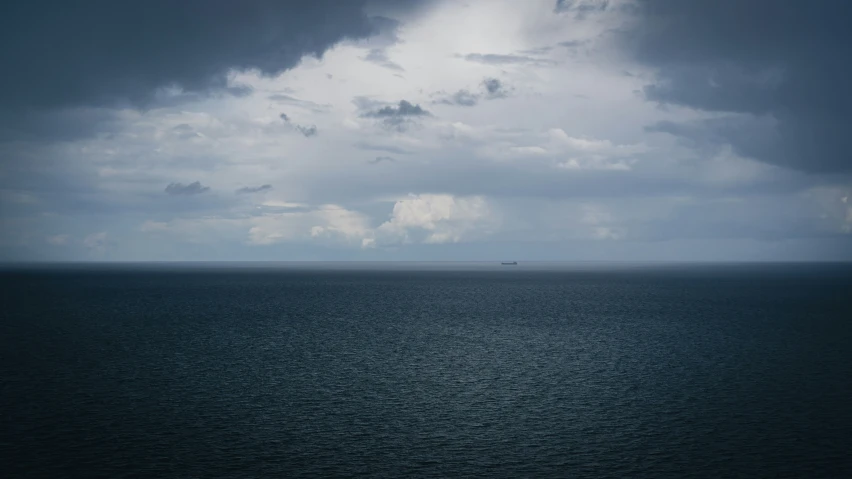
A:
2;263;851;478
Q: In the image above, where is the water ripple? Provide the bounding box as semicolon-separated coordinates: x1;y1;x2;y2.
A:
2;266;851;478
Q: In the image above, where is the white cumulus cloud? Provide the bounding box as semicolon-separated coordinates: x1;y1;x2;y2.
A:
375;194;498;245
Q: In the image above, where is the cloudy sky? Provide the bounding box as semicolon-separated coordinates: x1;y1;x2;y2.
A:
1;0;851;262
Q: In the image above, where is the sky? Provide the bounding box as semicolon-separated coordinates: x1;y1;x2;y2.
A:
1;0;851;262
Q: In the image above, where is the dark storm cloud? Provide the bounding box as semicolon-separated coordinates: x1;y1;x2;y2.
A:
0;108;125;142
645;117;781;163
361;100;431;131
150;84;255;109
165;181;210;196
236;184;273;194
0;0;426;114
621;0;852;173
358;15;403;48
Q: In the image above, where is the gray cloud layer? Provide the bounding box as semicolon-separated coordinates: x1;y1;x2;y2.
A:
462;53;554;67
354;141;413;155
165;181;210;196
622;0;852;173
369;156;397;164
555;0;609;18
236;184;273;194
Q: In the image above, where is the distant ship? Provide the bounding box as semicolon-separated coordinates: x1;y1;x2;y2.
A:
501;261;518;265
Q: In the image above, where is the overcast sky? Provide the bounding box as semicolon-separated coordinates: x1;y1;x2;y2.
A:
1;0;850;261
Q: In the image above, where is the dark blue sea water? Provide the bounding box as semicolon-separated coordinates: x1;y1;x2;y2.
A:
2;263;851;478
